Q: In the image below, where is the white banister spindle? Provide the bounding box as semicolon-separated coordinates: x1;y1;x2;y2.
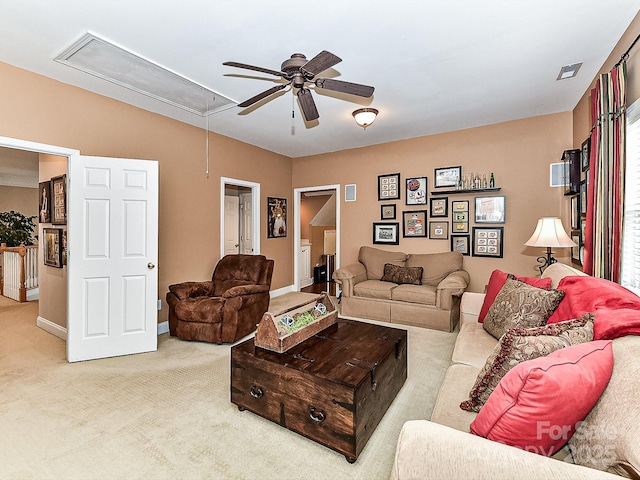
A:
0;245;39;302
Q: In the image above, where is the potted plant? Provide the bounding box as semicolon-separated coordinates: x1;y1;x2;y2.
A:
0;210;37;247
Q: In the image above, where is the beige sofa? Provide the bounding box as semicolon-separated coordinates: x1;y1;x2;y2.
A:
333;246;469;332
390;262;640;479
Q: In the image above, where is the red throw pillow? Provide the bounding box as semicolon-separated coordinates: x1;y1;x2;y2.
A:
478;270;552;322
470;340;614;456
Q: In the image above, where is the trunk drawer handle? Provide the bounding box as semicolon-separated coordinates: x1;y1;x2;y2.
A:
309;407;326;423
250;385;264;398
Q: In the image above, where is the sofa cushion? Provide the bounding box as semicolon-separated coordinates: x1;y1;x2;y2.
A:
381;263;423;285
353;279;397;300
391;284;437;305
460;315;594;412
478;269;553;322
483;276;565;340
406;251;463;287
569;335;640;478
470;340;613;457
430;363;481;431
358;246;407;280
451;320;499;369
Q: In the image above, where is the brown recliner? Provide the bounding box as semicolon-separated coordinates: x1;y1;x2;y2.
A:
166;254;274;344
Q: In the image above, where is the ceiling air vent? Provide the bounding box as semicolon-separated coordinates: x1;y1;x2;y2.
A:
55;33;235;116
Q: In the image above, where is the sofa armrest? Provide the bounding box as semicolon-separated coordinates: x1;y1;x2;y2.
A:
390;420;620;480
436;270;470;310
332;262;367;298
168;281;215;300
460;291;486;324
222;284;270;299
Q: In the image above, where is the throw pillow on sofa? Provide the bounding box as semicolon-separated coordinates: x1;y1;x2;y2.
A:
483;276;565;340
470;340;613;456
380;263;423;285
478;269;553;322
460;314;594;412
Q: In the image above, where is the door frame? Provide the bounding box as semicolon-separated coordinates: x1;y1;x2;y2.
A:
293;184;341;292
220;177;260;258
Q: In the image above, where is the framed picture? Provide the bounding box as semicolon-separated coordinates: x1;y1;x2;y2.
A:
267;197;287;238
580;180;587;215
429;221;449;240
430;197;448;217
452;222;469;233
474;195;506;223
434;166;461;188
405;176;427;205
451;234;470;256
38;181;51;223
571;195;580;230
373;222;399;245
51;174;67;225
43;228;63;268
581;137;590;172
452;211;468;222
452;200;469;212
381;204;396;220
402;210;427;237
378;173;401;201
472;227;504;258
571;231;582;266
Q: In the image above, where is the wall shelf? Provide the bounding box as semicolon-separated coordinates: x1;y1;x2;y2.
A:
431;187;501;196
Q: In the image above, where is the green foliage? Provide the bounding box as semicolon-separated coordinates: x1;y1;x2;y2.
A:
0;210;37;247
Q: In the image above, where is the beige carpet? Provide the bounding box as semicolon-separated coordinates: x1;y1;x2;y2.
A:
0;294;456;480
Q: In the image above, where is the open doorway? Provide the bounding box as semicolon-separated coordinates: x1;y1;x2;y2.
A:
220;177;260;257
294;184;340;295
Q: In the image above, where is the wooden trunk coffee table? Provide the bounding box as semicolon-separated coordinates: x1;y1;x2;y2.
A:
230;318;407;463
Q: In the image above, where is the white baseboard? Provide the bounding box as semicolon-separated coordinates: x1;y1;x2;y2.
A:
157;321;169;335
37;316;67;340
270;285;295;297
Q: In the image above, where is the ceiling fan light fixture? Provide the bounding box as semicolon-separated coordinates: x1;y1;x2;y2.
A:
353;108;378;129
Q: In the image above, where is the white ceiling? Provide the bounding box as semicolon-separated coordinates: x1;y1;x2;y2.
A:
1;1;639;158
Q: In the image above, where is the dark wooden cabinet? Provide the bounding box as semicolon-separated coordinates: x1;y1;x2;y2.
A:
563;149;581;196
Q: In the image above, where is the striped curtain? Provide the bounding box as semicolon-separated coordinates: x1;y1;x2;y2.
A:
583;62;626;281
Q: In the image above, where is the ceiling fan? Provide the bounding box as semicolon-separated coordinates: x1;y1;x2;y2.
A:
223;50;375;122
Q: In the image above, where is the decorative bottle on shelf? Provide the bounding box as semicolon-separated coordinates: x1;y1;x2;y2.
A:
489;172;495;188
482;174;488;189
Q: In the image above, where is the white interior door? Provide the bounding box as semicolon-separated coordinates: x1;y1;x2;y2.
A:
240;192;253;254
67;155;158;362
224;195;240;255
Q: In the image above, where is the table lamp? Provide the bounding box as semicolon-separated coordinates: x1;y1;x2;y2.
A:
525;217;577;275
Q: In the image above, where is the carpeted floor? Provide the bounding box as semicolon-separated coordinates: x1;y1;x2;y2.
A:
0;294;456;480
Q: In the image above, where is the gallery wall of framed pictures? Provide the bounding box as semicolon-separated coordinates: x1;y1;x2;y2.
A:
39;174;68;268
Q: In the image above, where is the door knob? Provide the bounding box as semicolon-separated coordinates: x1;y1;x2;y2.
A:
147;262;155;269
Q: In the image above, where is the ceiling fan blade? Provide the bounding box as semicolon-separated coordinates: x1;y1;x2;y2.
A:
297;88;319;121
315;78;375;97
237;84;288;108
223;61;284;78
301;51;342;77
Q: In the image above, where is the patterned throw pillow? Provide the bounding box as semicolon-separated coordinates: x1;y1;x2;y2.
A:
460;314;594;412
483;276;565;340
380;263;423;285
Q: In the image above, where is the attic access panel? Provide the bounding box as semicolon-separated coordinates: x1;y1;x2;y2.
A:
55;33;235;116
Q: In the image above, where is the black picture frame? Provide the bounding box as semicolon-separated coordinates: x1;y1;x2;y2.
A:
581;137;591;172
474;195;506;223
402;210;427;237
381;204;396;220
51;174;67;225
434;166;462;189
378;173;401;201
405;176;427;205
451;234;470;256
373;222;399;245
43;228;63;268
429;197;448;217
38;181;51;223
267;197;287;238
429;221;449;240
472;227;504;258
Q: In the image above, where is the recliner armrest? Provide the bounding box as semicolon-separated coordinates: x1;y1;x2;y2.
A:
333;262;367;298
222;284;270;299
168;281;215;300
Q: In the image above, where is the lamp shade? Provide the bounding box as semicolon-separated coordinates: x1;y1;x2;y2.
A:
525;217;577;248
352;108;378;129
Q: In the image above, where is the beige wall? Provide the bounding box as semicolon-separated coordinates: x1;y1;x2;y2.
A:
0;61;292;326
293;113;573;293
0;185;38;218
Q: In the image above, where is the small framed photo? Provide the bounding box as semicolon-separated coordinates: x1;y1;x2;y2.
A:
43;228;63;268
267;197;287;238
581;137;590;172
429;221;449;240
452;222;469;233
452;200;469;212
571;195;580;230
405;176;427;205
474;195;506;223
452;211;468;222
381;204;396;220
571;231;582;266
373;222;400;245
51;174;67;225
430;197;448;217
434;166;461;189
472;227;504;258
580;180;587;215
378;173;401;201
402;210;427;237
451;234;470;256
39;181;51;223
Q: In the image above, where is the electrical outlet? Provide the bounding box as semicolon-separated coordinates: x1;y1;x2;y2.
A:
157;299;162;311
